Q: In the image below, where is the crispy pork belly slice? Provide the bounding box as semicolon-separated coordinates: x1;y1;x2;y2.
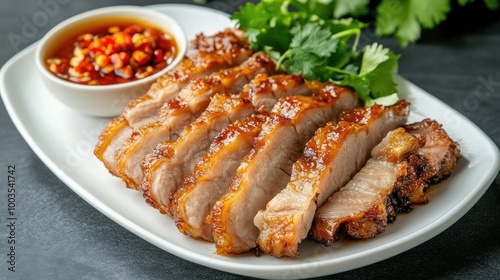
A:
94;116;133;176
125;29;251;128
404;119;461;184
94;29;252;175
391;119;462;205
207;84;359;255
238;74;311;112
310;120;461;245
254;100;410;257
141;94;255;214
309;128;423;245
145;74;313;215
116;53;276;189
117;99;198;187
169;74;314;240
171;115;267;241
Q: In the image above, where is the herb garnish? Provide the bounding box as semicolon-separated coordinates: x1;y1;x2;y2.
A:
232;0;399;106
232;0;498;106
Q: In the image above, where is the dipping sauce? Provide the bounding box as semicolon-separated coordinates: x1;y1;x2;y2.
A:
45;19;178;85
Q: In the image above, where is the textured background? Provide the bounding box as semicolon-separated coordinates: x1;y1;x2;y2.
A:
0;1;499;279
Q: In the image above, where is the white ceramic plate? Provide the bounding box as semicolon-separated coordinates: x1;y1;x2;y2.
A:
1;4;499;279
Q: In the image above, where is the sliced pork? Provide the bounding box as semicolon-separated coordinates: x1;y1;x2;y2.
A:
125;29;253;128
391;119;462;205
404;119;461;184
141;94;255;214
237;74;319;112
116;53;276;188
171;114;267;241
95;29;252;175
94;116;134;177
254;100;410;257
207;84;359;254
169;74;315;239
309;120;461;245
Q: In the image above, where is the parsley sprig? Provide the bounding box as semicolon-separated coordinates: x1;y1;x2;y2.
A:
232;0;400;106
231;0;499;105
376;0;499;47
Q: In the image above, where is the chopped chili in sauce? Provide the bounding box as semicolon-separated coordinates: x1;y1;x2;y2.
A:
46;20;178;85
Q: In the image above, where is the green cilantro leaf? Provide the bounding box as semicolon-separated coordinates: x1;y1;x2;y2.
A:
253;23;293;53
262;46;282;62
359;43;389;77
338;43;399;102
343;63;360;75
244;28;260;50
340;75;371;101
374;0;399;36
394;11;422;47
326;41;353;70
277;22;339;80
284;52;325;80
289;23;339;57
290;0;336;20
231;1;283;30
333;0;370;18
364;51;400;98
413;0;450;29
376;0;450;47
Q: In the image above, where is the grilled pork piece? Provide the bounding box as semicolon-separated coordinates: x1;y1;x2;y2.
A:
125;29;253;128
238;74;318;112
116;53;276;188
95;29;252;175
171;115;267;241
405;119;461;184
207;84;359;254
141;94;255;214
254;100;410;257
94;116;134;177
391;119;462;205
169;74;314;239
309;128;423;244
309;120;460;245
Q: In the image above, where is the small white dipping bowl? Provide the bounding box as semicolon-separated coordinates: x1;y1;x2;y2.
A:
35;6;187;117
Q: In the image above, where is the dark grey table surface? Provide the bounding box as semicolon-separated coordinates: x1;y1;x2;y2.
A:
0;1;499;279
